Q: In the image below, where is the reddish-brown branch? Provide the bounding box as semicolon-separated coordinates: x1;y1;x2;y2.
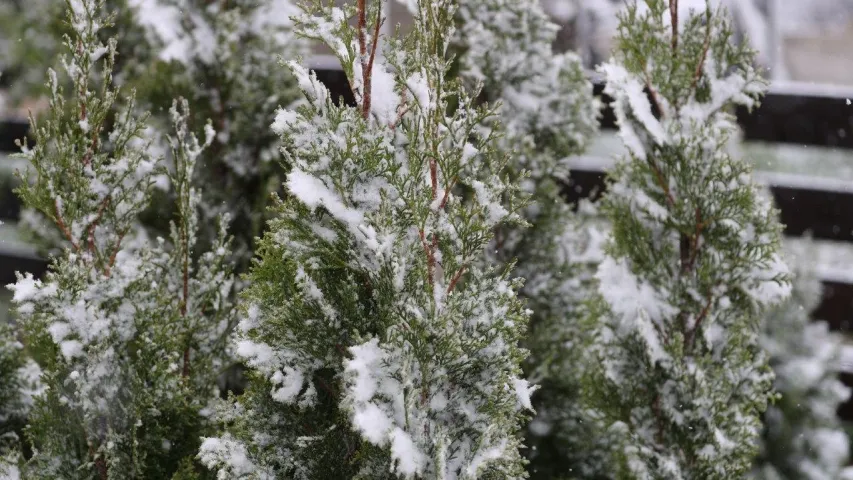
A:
495;227;505;254
88;430;108;480
446;265;467;294
181;254;189;316
419;229;436;289
357;0;367;60
362;6;382;120
686;207;704;270
103;231;126;278
54;200;80;251
90;128;100;154
94;456;108;480
690;17;713;92
86;196;110;257
315;376;338;398
429;157;438;200
642;64;665;121
685;295;714;352
647;159;675;207
669;0;679;54
429;233;438;284
438;176;457;210
181;348;191;378
651;394;665;444
357;0;370;119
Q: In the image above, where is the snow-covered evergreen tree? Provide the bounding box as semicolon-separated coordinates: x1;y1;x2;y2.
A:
6;1;236;477
199;0;533;478
1;0;305;271
442;0;609;477
583;1;791;478
0;318;43;478
752;240;853;480
128;0;305;269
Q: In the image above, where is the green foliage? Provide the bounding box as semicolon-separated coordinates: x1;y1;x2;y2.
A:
446;0;608;476
201;1;533;478
752;241;853;480
6;2;237;478
0;319;41;478
582;1;791;478
2;0;305;272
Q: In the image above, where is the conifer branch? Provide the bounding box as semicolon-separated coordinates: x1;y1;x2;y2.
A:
446;265;466;294
86;195;110;260
202;2;531;476
669;0;679;54
590;2;790;476
104;230;125;277
685;295;714;352
54;199;80;251
642;64;665;120
690;15;713;93
356;0;370;119
363;6;382;120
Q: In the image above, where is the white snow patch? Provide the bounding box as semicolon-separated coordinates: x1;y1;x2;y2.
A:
390;427;426;476
512;377;535;410
287;168;364;227
352;403;392;444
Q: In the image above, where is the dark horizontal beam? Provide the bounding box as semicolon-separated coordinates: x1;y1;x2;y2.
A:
590;81;853;149
563;168;853;245
3;71;853;153
738;90;853;150
0;252;47;286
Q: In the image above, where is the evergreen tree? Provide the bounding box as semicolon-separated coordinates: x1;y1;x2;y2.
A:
0;316;43;478
6;1;236;477
128;0;305;269
1;0;305;271
200;0;532;477
446;0;610;477
583;1;791;478
752;240;853;480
